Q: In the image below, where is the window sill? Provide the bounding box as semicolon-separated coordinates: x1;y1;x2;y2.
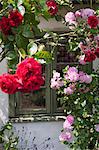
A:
10;115;66;123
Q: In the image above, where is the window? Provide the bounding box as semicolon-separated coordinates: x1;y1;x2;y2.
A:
9;33;92;121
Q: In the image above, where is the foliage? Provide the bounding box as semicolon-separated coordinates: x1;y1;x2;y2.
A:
0;122;18;150
50;4;99;150
0;0;72;71
0;0;99;150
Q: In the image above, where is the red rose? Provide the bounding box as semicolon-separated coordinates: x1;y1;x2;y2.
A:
0;17;11;35
19;76;44;93
16;58;42;81
0;74;18;94
46;0;58;16
9;10;23;27
84;50;96;62
88;16;98;28
95;47;99;58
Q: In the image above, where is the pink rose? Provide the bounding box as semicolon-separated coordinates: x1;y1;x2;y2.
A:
67;115;74;125
79;71;87;83
75;10;81;17
53;71;60;79
69;83;76;90
81;8;95;19
65;67;79;82
63;120;73;130
64;87;74;95
51;78;64;89
67;67;78;73
84;74;92;84
79;72;92;84
68;72;79;82
65;12;76;24
59;131;73;142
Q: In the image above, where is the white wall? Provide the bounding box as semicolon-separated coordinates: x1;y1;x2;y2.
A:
0;59;8;127
13;122;67;150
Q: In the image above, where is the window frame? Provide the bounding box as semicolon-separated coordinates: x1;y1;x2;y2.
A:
9;32;93;122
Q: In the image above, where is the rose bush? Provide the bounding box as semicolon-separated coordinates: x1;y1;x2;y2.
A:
0;58;44;94
0;0;98;150
51;67;99;149
0;74;18;94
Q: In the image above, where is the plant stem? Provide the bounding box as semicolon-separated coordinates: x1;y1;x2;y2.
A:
90;0;93;8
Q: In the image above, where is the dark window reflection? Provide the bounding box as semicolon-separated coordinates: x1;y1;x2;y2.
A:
19;88;46;109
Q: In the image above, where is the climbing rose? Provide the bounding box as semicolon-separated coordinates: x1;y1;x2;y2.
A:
0;17;11;35
46;0;58;16
81;8;95;19
16;58;42;81
53;71;60;78
88;16;98;28
51;78;64;89
51;71;64;89
67;115;74;125
9;10;23;27
66;68;79;82
84;50;96;62
59;131;73;142
79;71;92;84
19;75;44;93
16;58;44;92
84;74;92;84
63;120;73;130
64;87;74;95
75;10;81;17
0;74;18;94
65;12;76;24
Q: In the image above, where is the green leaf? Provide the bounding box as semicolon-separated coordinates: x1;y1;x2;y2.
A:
90;29;99;34
18;48;26;59
15;34;29;50
32;25;42;37
8;35;14;41
22;24;34;38
27;42;38;56
6;50;17;60
24;12;40;25
42;11;51;21
35;50;52;63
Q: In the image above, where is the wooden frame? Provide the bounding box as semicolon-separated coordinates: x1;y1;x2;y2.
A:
9;32;93;121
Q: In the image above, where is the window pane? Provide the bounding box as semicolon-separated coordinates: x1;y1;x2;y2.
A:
19;88;46;110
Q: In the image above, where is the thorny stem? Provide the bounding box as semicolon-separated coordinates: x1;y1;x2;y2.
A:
34;32;77;42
